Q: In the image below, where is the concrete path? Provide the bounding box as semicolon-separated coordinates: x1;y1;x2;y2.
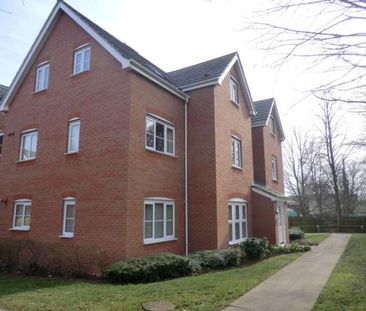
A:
223;233;351;311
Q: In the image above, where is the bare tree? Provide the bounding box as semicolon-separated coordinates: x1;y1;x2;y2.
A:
285;129;316;215
249;0;366;105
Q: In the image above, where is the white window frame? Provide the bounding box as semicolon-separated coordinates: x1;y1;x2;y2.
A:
35;62;49;92
272;157;278;181
0;130;3;156
12;199;32;231
19;129;38;161
228;200;247;245
145;115;175;156
73;45;91;75
230;77;239;104
144;198;175;244
231;136;242;168
62;197;76;238
270;116;276;136
67;118;80;153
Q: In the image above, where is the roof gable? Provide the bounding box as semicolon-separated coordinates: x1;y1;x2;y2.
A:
252;98;285;141
168;52;255;115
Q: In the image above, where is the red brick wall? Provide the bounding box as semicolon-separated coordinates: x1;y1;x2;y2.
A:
0;13;185;270
252;127;266;185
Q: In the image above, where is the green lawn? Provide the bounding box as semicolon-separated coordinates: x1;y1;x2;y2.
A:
313;234;366;311
305;233;330;244
0;253;301;311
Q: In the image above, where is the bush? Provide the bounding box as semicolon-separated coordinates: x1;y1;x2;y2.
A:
296;239;319;246
189;248;242;272
289;227;305;241
240;238;270;260
271;243;311;254
107;253;191;284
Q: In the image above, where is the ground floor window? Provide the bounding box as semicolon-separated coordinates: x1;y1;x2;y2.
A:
144;199;175;244
12;200;31;230
62;198;75;237
228;200;247;244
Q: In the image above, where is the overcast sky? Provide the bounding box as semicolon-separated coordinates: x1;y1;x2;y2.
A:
0;0;364;150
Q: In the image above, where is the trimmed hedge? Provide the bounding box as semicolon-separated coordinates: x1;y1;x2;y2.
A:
240;238;270;260
271;243;311;254
289;227;305;241
107;253;191;283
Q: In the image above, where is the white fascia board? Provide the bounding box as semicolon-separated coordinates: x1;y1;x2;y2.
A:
128;60;188;100
218;54;238;85
264;99;285;141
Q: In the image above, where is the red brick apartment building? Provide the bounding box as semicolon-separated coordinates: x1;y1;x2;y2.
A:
0;1;288;270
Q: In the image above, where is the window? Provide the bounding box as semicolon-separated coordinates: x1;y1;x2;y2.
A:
73;45;90;74
272;157;278;181
67;119;80;153
145;116;175;155
20;130;38;161
230;77;239;104
231;136;242;168
62;198;76;237
12;200;31;230
0;130;3;155
270;116;276;136
228;201;247;244
35;62;49;92
144;199;175;243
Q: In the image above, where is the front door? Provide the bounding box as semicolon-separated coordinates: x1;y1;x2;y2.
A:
276;202;287;244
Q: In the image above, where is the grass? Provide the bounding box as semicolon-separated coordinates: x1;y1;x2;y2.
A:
313;234;366;311
0;253;301;311
304;233;330;244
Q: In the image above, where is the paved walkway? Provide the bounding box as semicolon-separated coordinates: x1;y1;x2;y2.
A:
223;233;351;311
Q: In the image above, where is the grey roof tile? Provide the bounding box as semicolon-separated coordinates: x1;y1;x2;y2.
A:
252;98;274;127
0;84;9;103
167;52;237;88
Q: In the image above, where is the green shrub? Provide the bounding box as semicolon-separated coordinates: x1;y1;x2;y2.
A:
240;238;270;260
296;239;319;246
107;253;191;284
271;243;311;254
189;248;242;272
289;227;305;241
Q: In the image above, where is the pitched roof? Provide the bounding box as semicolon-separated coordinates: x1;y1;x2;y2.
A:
168;52;237;89
0;84;9;103
61;1;173;84
252;98;273;127
252;98;285;141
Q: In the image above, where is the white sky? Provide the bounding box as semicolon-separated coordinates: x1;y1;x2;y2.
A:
0;0;364;150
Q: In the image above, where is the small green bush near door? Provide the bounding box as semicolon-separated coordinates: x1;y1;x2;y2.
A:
289;227;305;241
240;238;270;260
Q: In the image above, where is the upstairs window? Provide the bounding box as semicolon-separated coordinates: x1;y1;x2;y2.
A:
231;136;242;168
146;115;175;155
144;199;175;244
230;77;239;104
73;45;90;74
20;130;38;161
35;62;49;92
0;130;3;155
62;198;76;238
270;116;276;136
228;200;247;244
12;200;32;231
272;157;278;181
67;119;80;153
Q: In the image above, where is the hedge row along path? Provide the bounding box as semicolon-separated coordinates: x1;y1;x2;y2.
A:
223;233;351;311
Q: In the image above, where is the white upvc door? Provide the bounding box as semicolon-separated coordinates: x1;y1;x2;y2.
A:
276;202;287;244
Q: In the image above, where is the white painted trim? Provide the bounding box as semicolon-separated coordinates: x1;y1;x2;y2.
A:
146;113;174;126
62;198;75;237
73;43;91;51
218;55;238;85
20;128;38;134
12;200;32;231
228;201;248;244
145;116;175;156
228;198;247;203
67;119;80;153
19;130;38;161
144;197;175;201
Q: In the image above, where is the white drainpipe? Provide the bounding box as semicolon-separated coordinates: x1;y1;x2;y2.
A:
184;96;189;256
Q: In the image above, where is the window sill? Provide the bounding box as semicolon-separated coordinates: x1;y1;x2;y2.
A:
229;238;246;246
64;151;79;155
70;70;90;78
32;89;48;95
231;165;243;171
145;148;177;158
9;227;30;232
144;237;177;245
230;100;240;107
59;234;74;239
16;158;36;163
272;179;279;183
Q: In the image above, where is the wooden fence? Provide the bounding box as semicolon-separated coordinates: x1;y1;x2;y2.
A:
288;216;366;233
